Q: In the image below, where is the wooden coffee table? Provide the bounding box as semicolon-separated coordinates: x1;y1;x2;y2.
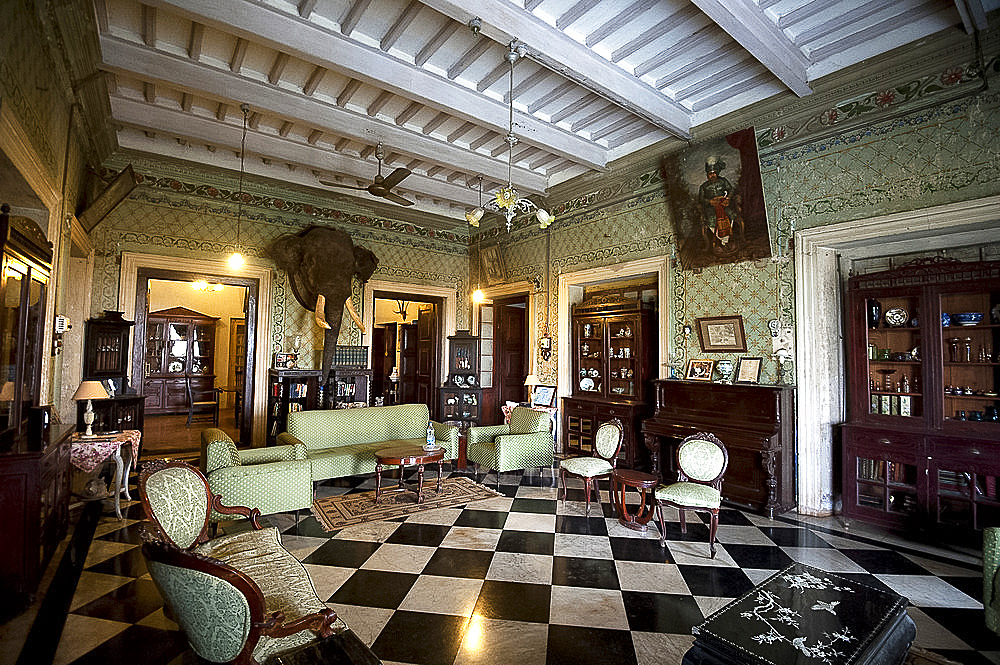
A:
611;468;658;533
374;443;445;503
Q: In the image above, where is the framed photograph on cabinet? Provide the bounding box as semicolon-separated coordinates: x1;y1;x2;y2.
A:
735;356;762;384
696;315;747;352
686;359;715;381
531;385;556;407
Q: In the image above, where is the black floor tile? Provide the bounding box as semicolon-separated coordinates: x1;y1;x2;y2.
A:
329;569;418;608
551;556;619;589
454;509;508;529
85;547;148;578
61;624;190;665
73;579;165;624
622;591;704;633
658;520;711;542
301;539;380;567
717;509;756;526
555;514;608;536
474;580;551;623
920;608;1000;651
609;536;673;563
939;574;984;601
511;497;558;514
497;530;554;555
840;548;934;575
678;565;755;598
723;543;794;570
423;547;493;579
929;649;998;665
370;610;468;665
758;526;831;548
384;522;451;547
545;624;638;665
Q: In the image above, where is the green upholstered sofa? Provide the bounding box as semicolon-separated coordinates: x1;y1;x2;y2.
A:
201;428;314;520
276;403;459;483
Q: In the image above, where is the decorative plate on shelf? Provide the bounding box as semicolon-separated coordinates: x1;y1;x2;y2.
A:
168;360;183;373
883;307;909;327
452;375;465;387
580;377;595;391
466;375;476;386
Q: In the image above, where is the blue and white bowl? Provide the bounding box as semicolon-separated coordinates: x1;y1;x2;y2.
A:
941;313;951;327
952;312;983;326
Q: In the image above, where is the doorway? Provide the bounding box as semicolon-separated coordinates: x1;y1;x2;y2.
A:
493;295;529;411
132;269;258;457
371;294;440;415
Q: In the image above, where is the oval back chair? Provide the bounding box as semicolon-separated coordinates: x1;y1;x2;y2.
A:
558;418;624;516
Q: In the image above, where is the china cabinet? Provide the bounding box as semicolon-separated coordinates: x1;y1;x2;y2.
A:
562;297;654;469
439;331;482;429
142;307;218;415
841;258;1000;540
80;310;145;436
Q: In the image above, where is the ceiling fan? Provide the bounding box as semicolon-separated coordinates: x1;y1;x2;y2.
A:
320;142;414;206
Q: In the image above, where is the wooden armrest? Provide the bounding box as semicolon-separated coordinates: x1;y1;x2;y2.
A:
210;495;263;530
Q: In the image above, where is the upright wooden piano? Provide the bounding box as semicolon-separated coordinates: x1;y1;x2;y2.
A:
642;379;796;517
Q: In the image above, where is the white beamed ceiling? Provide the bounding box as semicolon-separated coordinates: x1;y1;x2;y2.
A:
91;0;995;230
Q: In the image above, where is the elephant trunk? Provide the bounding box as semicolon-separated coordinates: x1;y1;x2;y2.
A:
316;294;366;385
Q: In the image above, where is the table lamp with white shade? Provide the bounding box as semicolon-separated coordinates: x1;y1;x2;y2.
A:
524;373;540;403
73;380;109;436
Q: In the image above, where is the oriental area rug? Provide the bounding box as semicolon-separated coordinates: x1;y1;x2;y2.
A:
311;476;503;531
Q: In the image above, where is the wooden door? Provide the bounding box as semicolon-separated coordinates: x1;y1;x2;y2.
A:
398;322;418;403
495;297;528;408
416;305;438;413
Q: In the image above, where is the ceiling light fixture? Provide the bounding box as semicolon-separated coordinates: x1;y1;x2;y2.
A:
465;175;484;227
476;40;554;233
229;102;250;270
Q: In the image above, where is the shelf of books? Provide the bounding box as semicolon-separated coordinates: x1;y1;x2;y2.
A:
266;369;321;444
854;457;918;516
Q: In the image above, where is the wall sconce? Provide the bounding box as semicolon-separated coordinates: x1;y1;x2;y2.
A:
539;336;552;361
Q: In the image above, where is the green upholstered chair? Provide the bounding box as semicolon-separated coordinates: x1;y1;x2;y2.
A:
986;527;1000;635
466;406;555;482
137;460;374;665
558;418;623;516
653;431;728;558
201;428;313;522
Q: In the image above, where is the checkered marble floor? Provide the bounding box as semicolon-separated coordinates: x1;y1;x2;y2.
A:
17;464;1000;665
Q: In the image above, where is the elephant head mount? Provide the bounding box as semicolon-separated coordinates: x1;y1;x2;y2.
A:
267;225;379;383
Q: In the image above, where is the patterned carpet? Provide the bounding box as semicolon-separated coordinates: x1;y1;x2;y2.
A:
6;463;998;665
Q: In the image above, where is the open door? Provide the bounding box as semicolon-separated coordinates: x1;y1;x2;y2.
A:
494;296;528;409
415;304;438;414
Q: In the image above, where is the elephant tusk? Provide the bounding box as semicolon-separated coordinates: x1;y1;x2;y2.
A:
345;297;366;334
314;295;331;329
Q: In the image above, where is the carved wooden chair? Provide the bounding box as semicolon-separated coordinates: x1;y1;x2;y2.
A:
137;460;373;664
653;431;729;558
186;376;220;426
558;418;623;516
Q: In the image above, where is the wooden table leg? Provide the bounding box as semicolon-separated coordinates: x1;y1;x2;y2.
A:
417;463;425;503
375;462;383;502
436;460;443;493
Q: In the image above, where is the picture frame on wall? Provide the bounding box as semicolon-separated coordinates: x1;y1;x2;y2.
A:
696;315;747;352
735;356;763;384
481;243;506;286
531;385;557;407
686;359;715;381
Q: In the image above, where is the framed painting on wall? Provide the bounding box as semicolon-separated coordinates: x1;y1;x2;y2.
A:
696;315;747;352
481;243;506;286
663;127;771;270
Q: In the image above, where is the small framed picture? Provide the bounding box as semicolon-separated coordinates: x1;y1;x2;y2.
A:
735;356;763;384
686;359;715;381
531;385;556;407
696;315;747;352
273;352;297;369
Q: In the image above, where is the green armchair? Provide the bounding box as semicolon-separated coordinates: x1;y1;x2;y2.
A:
986;527;1000;635
137;460;380;665
466;406;554;480
202;428;313;521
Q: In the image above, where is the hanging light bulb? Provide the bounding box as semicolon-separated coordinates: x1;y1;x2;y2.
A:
230;102;250;270
472;288;485;304
482;41;555;232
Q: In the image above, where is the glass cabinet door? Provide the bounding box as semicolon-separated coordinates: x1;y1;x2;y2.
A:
0;265;23;430
191;324;214;374
939;289;999;425
576;318;603;395
861;293;923;419
607;315;638;398
145;322;166;374
167;323;189;373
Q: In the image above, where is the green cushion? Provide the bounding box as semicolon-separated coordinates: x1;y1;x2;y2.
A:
144;466;209;549
508;407;548;435
655;482;721;509
560;456;613;478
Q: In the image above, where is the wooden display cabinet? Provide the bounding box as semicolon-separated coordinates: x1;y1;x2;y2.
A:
80;310;146;437
142;307;218;415
842;258;1000;540
266;369;322;444
562;297;654;469
439;331;482;429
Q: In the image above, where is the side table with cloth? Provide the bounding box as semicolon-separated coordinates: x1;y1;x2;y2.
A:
70;430;141;520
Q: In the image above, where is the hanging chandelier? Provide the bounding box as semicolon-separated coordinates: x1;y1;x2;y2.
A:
468;40;554;232
229;103;250;270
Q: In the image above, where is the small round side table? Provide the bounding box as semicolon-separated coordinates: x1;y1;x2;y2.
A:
611;468;658;533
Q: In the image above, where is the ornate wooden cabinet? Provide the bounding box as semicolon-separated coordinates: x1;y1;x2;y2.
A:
841;259;1000;541
79;310;145;435
438;331;482;429
142;307;218;415
562;297;654;469
642;380;796;517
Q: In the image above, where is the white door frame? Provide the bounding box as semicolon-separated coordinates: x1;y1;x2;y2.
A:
794;195;1000;516
119;252;273;446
